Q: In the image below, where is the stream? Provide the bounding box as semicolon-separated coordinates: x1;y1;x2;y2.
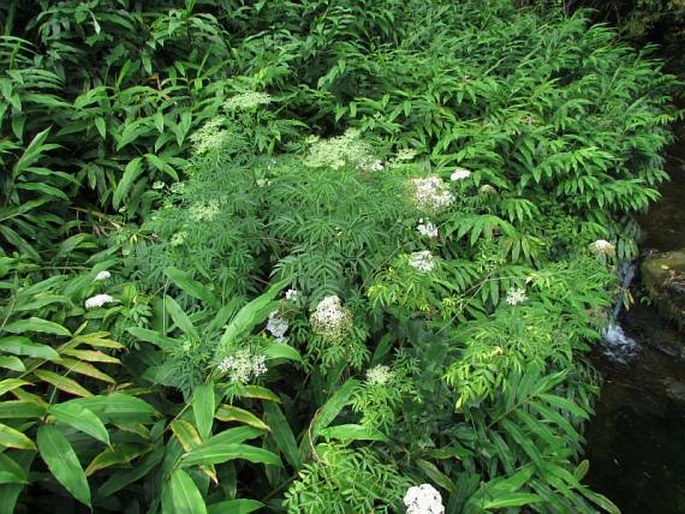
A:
583;132;685;512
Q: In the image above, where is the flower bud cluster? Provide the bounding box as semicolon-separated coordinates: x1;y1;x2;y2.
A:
410;176;455;212
365;364;393;385
310;295;352;340
217;349;267;383
417;219;438;238
409;250;435;273
506;287;528;306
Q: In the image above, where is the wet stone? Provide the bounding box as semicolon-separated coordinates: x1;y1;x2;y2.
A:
641;249;685;331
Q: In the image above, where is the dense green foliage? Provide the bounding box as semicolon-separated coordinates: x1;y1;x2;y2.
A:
0;1;680;513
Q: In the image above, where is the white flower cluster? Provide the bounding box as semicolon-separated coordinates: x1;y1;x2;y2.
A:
170;231;188;247
266;309;289;342
409;250;435;273
304;129;374;170
450;167;471;181
285;288;299;301
404;484;445;514
223;91;272;111
365;364;393;386
410;176;455;212
506;287;528;306
94;270;111;281
189;200;220;222
589;239;616;258
310;295;352;340
479;184;497;195
358;158;384;172
396;148;416;161
417;219;438;238
217;349;267;383
85;294;114;309
190;118;231;155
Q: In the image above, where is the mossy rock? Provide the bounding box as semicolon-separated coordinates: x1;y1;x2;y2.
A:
642;249;685;330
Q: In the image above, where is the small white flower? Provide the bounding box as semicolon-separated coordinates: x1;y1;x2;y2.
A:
368;160;384;171
506;287;528;306
189;200;220;222
170;231;188;247
217;349;267;383
170;182;186;194
365;365;393;385
85;294;114;309
310;295;352;339
256;178;271;187
409;251;435;273
417;220;438;238
223;91;272;111
152;181;165;190
266;309;289;342
94;270;111;281
589;239;616;258
450;167;471;181
404;484;445;514
410;177;455;213
285;289;299;301
479;184;497;194
396;148;416;161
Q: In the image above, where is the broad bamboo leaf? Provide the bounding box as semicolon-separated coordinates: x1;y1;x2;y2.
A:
481;492;543;509
215;405;268;431
0;336;59;360
37;425;91;507
127;327;178;351
113;157;144;208
48;403;110;444
63;393;158;424
33;370;92;397
164;267;218;308
192;383;215;439
219;279;287;349
318;423;387;443
86;444;150;476
0;423;36;450
146;154;179;181
262;342;302;363
309;379;359;441
207;499;264;514
0;356;25;372
238;385;280;403
57;358;116;384
163;468;207;514
163;295;198;339
0;379;30;398
3;317;71;336
416;459;457;494
0;401;46;419
171;420;202;452
60;348;120;364
182;442;280;467
98;445;164;497
0;454;27;485
263;403;300;468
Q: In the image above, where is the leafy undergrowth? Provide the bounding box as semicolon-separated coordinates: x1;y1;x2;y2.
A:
0;1;681;513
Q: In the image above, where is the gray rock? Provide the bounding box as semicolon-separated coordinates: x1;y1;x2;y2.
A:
641;249;685;330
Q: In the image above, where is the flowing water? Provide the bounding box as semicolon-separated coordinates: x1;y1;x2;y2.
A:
583;134;685;512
